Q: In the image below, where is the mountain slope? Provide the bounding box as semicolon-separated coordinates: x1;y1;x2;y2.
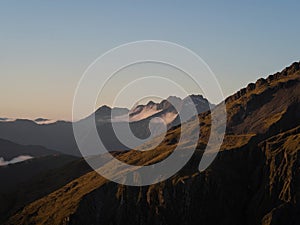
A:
6;61;300;225
0;139;92;223
0;138;60;161
0;120;80;156
0;154;92;224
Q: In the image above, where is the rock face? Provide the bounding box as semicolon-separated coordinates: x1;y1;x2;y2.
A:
6;62;300;225
126;95;211;123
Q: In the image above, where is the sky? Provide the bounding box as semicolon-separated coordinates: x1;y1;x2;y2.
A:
1;0;300;121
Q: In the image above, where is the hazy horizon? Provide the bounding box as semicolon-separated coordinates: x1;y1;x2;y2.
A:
1;1;300;120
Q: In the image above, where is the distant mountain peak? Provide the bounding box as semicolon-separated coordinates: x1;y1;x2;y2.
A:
185;94;208;103
166;95;182;102
96;105;111;112
94;105;112;117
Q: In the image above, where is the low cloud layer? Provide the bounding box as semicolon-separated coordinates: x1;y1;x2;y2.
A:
0;155;33;166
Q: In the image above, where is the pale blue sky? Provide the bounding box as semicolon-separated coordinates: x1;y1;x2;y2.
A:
1;0;299;120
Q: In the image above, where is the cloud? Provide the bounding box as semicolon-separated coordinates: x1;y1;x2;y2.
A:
0;155;33;166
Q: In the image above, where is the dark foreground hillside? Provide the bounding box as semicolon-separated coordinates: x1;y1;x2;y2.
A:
5;62;300;225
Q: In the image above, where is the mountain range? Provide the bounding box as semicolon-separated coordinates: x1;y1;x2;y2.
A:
0;95;211;156
0;61;300;225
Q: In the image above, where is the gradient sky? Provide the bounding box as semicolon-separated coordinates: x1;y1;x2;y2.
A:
1;0;300;120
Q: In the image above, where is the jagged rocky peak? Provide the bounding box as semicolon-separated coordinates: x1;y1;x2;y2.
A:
184;94;209;104
276;61;300;77
99;95;211;120
226;61;300;103
264;61;300;83
146;100;155;106
157;101;167;110
130;96;182;112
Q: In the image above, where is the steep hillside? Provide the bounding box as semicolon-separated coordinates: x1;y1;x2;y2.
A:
0;155;90;224
225;61;300;135
0;139;91;223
